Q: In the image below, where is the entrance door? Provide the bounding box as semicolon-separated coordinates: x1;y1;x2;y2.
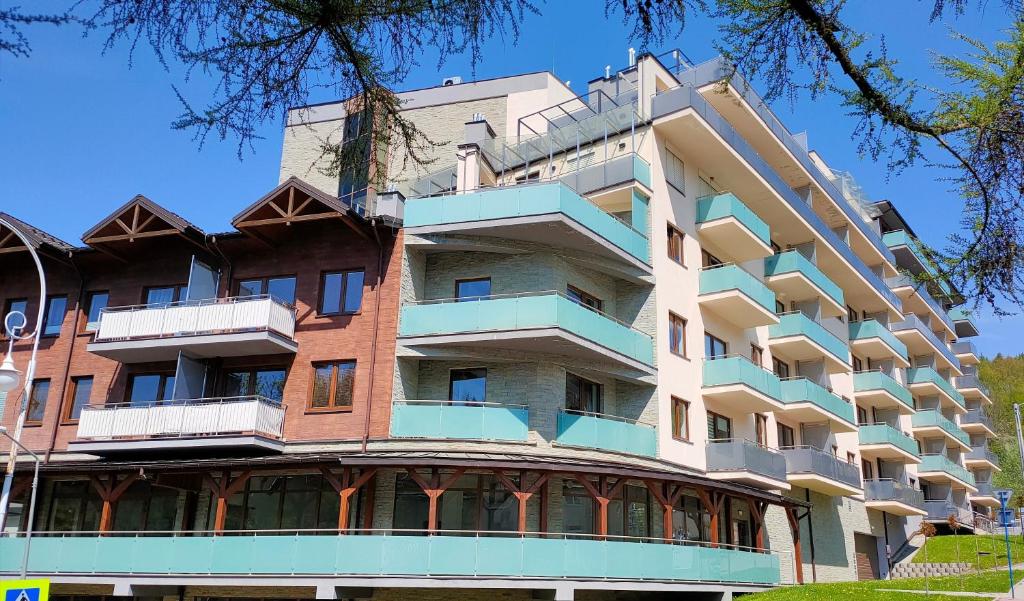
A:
854;533;880;580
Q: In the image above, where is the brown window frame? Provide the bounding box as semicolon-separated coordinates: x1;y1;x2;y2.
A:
124;372;177;405
772;357;790;379
219;365;289;402
847;451;857;465
307;360;357;413
755;414;768;446
707;410;732;441
667;224;685;265
671;396;689;442
751;344;764;367
777;422;795;448
235;274;298;304
62;376;94;424
567;285;603;312
25;378;51;426
669;313;687;358
142;284;188;305
318;269;365;316
704;331;727;359
41;295;68;338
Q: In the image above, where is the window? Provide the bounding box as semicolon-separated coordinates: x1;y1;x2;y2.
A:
127;373;176;405
319;270;364;314
515;171;540;183
847;452;857;465
237;276;297;305
751;344;764;367
223;368;287;402
707;411;731;440
566;372;603;414
701;250;723;268
852;355;863;372
704;332;727;359
449;368;487;402
666;150;685;193
211;473;360;532
672;397;689;441
777;423;795;448
856;405;868;425
63;376;93;422
455;278;491;301
862;459;874;480
755;414;768;446
847;306;858;322
772;357;790;379
567;285;602;312
667;225;685;265
45;480;102;532
26;379;50;424
84;291;109;332
145;285;187;306
112;481;179;532
775;300;786;314
669;313;687;356
2;298;28;335
42;295;67;336
309;361;356;410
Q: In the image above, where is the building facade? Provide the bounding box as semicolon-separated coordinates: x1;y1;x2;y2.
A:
0;50;996;599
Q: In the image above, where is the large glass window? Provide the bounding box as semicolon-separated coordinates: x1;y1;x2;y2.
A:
42;295;67;336
64;376;93;421
127;373;176;405
449;368;487;402
707;411;732;440
45;480;102;532
669;313;687;356
145;285;187;306
309;361;356;410
222;367;286;402
392;473;518;534
211;474;354;532
111;481;179;532
84;291;109;331
561;480;595;535
319;270;365;315
567;285;603;312
704;332;727;359
565;372;603;414
671;494;708;542
777;423;795;448
26;379;50;424
455;278;491;301
608;484;651;538
238;276;297;305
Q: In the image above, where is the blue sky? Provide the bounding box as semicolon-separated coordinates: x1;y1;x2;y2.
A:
1;2;1020;357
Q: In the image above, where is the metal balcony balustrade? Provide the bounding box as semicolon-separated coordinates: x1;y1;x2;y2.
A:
75;396;286;441
911;410;970;446
919;454;977;487
778;377;856;427
858;423;920;459
556;408;657;457
956;374;991;397
695;193;772;246
705;439;788;484
763;250;845;309
949;307;980;338
923;500;973;524
863;479;925;509
769;311;850;367
698;263;778;316
951;340;980;359
881;230;954;297
390;401;529;442
780;446;862;490
694;193;773;262
852;370;914;410
974;481;996;498
966;445;999;467
891;315;961;371
961;408;993;431
906;367;966;409
886;273;956;334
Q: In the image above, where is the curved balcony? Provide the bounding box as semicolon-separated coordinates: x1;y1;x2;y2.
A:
965;445;1001;472
781;446;862;496
555;409;657;458
763;251;845;317
864;479;926;516
911;410;970;450
778;378;856;432
848;320;910;368
399;292;655;374
702;356;785;414
906;367;966;413
960;408;995;437
891;315;962;375
918;454;978;491
697;264;779;328
768;312;851;373
390;401;529;442
706;439;790;491
956;374;992;404
695;193;774;262
858;423;921;464
852;371;915;413
87;295;298;363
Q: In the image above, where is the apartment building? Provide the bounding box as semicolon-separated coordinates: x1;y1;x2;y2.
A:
0;49;994;598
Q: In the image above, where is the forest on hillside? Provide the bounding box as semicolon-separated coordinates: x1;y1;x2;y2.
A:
979;354;1024;502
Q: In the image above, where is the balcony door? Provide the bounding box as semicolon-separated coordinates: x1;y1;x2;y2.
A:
707;411;732;441
566;372;603;414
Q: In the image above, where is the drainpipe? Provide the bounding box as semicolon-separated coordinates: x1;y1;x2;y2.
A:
361;220;388;452
805;488;817;582
45;253;85;462
883;511;891;575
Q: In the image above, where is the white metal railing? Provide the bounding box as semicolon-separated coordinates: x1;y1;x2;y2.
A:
75;396;286;441
92;294;296;342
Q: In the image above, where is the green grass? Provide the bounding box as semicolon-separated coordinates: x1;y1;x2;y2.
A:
876;570;1012;593
745;569;1012;601
912;534;1024;570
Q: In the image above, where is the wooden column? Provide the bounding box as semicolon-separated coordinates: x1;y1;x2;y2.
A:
202;469;252;534
746;498;768;550
320;466;377;532
573;474;626;537
492;470;550;533
696;489;725;547
90;472;141;533
406;467;466;532
644;480;685;542
786;506;805;584
539;477;550;534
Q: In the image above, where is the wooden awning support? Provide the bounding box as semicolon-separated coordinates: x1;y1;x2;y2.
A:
747;497;769;550
696;489;726;547
320;466;377;532
203;469;252;534
492;470;550;533
786;506;805;584
644;480;685;542
405;467;466;532
90;471;141;533
573;473;627;537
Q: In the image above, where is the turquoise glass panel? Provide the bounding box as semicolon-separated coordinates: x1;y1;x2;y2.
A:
848;320;909;359
919;454;976;486
336;535;386;574
633;155;652;188
769;312;850;365
555;411;656;457
476;537;524;576
852;371;914;408
702;356;781;399
698;264;777;314
292;536;341;574
695;193;771;246
382;535;430;574
764;252;845;307
858;424;920;457
907;367;965;408
912;410;970;446
779;378;856;424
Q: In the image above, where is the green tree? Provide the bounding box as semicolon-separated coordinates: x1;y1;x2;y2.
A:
981;354;1024;496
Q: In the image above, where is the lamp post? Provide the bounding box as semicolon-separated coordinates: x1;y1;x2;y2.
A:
0;214;47;532
0;426;39;578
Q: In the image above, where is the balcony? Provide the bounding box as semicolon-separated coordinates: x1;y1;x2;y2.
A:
763;251;845;317
778;378;856;432
695;193;773;262
965;445;1001;471
924;500;974;525
697;264;779;328
68;396;286;454
918;454;978;491
956;374;992;404
972;481;1000;507
399;292;655;374
858;424;921;463
960;408;996;437
0;532;781;585
555;409;657;457
403;181;650;269
882;230;954;297
87;295;298;363
390;401;529;442
706;439;790;490
863;479;926;516
768;312;850;372
906;367;966;412
911;410;970;450
781;446;862;496
886;274;956;337
702;356;785;413
950;306;980;338
891;315;962;375
951;340;980;365
848;320;910;368
852;371;915;413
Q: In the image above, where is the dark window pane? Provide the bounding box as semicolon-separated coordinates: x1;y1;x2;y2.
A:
333;363;355;407
146;488;179;530
161;376;176;401
450;368;486;402
68;377;93;420
26;380;50;422
311;364;333;408
343;271;364;312
85;292;109;325
223;371;251;398
255;369;286;402
320;273;343;314
43;296;66;336
267;277;296;305
456;278;491;301
129;375;162;404
565;373;602;413
244;476;283;530
238;279;263;297
146;287;176;306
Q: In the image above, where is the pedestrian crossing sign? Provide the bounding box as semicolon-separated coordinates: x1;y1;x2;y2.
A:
0;579;48;601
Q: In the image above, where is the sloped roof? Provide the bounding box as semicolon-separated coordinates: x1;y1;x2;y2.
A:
0;212;76;255
82;194;206;247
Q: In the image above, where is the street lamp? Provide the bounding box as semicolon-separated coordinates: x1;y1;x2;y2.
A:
0;426;40;579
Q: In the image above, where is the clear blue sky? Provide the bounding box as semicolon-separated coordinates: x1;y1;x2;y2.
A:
2;2;1019;357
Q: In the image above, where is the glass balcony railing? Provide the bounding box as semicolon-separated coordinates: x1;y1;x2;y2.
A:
698;263;778;314
706;439;788;483
961;408;994;431
769;312;850;365
781;446;862;490
956;374;991;397
852;371;914;410
886;273;956;334
764;250;845;308
864;479;924;508
951;340;980;359
400;292;654;367
555;409;657;457
907;367;966;408
695;192;772;246
966;445;999;467
779;378;855;425
390;401;529;442
858;423;920;458
848;320;909;359
924;499;973;523
891;315;961;371
949;307;980;338
919;454;977;487
974;481;996;498
881;230;954;296
911;410;970;446
702;355;782;399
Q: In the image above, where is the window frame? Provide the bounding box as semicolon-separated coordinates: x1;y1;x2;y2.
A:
454;277;492;302
124;372;177;406
142;284;188;306
41;295;68;338
671;396;690;442
448;367;488;403
318;269;365;316
220;365;289;402
667;224;685;266
751;344;764;367
706;410;732;441
704;331;727;359
234;274;298;305
566;285;603;312
755;414;768;446
25;378;51;425
565;371;604;414
307;360;357;412
82;290;110;333
669;313;687;358
772;357;791;379
777;422;795;448
62;375;94;424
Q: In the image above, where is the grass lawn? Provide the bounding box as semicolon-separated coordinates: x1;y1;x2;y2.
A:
746;569;1012;601
912;534;1024;570
876;569;1012;593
